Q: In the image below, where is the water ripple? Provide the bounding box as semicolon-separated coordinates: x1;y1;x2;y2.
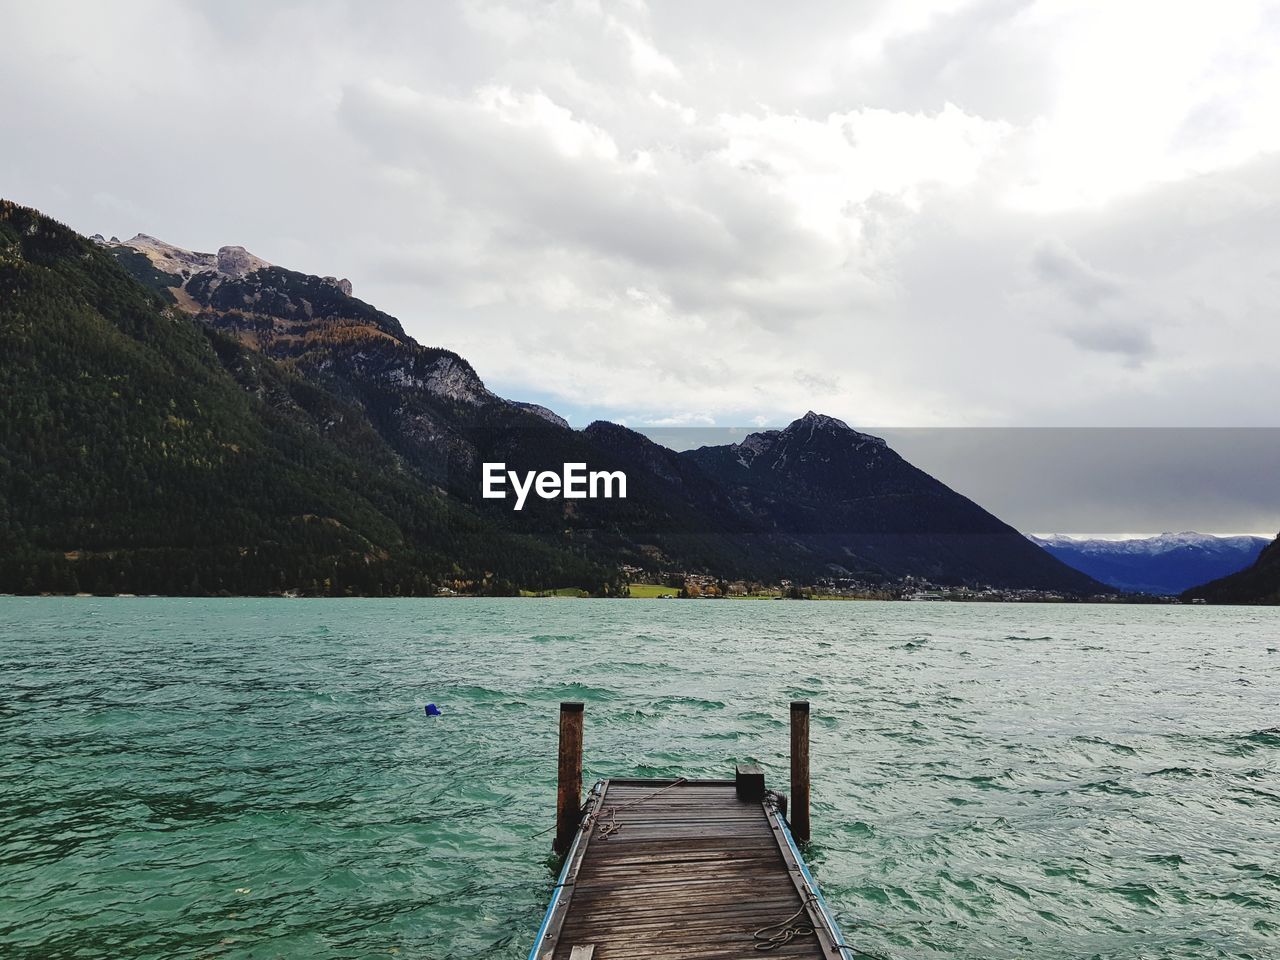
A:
1;598;1277;959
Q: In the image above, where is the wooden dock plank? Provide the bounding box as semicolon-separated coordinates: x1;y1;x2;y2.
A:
533;780;847;960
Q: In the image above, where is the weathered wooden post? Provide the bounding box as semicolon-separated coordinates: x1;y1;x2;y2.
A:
790;699;811;843
555;701;585;855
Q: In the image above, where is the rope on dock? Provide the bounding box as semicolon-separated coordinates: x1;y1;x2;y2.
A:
594;777;688;839
752;896;816;950
752;886;894;959
528;777;688;842
755;902;892;960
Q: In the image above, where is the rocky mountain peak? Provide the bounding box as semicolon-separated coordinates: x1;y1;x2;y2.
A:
511;401;569;429
778;411;887;448
718;410;894;476
109;233;274;280
799;410;848;428
120;233;219;276
116;232;351;294
215;245;271;279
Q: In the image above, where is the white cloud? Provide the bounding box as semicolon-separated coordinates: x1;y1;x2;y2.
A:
3;0;1280;430
474;85;620;160
622;27;681;79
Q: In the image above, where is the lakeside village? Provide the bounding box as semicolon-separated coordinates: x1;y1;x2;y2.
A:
450;567;1180;603
51;572;1187;601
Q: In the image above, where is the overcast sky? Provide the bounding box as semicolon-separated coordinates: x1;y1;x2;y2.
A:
5;1;1280;531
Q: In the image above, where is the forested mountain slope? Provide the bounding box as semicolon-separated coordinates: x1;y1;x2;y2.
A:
0;201;610;595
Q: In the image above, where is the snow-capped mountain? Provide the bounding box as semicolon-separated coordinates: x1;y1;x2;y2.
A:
1029;532;1270;595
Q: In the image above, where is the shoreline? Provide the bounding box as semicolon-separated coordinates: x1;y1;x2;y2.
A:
0;592;1247;605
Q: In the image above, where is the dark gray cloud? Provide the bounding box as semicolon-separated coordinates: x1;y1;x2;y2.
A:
1032;241;1123;308
883;428;1280;537
1030;240;1156;361
1060;322;1155;362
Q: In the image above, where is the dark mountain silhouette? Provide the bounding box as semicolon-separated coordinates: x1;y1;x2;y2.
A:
683;413;1102;591
1182;534;1280;604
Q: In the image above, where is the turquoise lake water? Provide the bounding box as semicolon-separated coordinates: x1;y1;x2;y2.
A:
2;598;1278;959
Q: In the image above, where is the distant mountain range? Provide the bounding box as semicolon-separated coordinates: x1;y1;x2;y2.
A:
1030;532;1270;595
0;199;1109;596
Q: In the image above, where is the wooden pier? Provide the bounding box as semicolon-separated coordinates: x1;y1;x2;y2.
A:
529;701;853;960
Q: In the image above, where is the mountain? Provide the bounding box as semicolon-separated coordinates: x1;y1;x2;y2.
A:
99;230;774;578
1182;534;1280;604
103;225;1096;590
1031;532;1270;595
0;201;612;595
1;200;1103;595
683;413;1103;592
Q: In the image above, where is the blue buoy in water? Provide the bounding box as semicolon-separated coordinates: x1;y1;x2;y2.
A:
425;703;442;717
